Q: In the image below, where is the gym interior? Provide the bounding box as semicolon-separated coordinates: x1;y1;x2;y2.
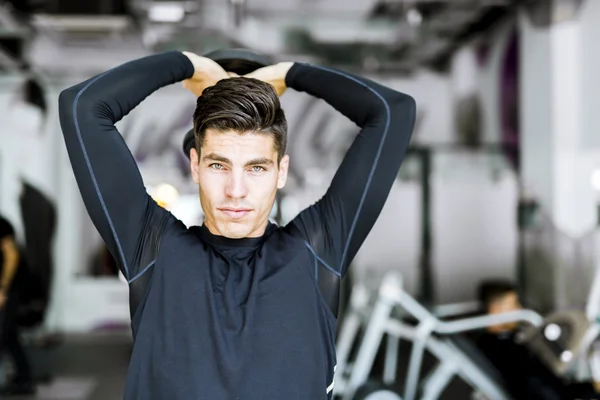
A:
0;0;599;399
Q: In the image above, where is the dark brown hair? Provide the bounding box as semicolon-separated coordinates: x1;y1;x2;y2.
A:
193;77;287;162
478;280;517;311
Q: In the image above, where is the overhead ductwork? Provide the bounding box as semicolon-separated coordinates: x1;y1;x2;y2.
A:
2;0;523;76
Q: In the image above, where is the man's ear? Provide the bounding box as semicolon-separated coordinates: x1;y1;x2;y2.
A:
277;155;290;189
190;148;200;184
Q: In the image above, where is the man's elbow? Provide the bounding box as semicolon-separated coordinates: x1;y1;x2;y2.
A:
58;87;78;115
390;92;416;113
58;85;89;134
388;92;417;124
58;89;76;121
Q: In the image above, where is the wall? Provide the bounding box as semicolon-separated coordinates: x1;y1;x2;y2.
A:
581;0;600;150
578;0;600;234
431;153;517;303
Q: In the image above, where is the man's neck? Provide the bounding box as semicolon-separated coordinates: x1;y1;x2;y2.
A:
203;219;269;239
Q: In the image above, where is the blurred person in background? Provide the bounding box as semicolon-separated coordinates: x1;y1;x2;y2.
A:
477;280;599;400
0;215;34;396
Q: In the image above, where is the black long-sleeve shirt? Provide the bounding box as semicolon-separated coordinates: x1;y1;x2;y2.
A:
58;51;415;400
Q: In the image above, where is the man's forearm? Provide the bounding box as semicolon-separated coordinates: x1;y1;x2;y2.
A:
60;51;195;126
284;63;412;129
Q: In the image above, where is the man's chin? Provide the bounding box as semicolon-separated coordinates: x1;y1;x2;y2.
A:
217;222;253;239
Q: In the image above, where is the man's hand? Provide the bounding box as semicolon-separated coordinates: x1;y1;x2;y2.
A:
181;52;230;97
243;62;295;97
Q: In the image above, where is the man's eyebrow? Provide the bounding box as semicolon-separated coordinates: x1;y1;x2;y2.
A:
244;158;274;167
202;153;231;164
202;153;275;167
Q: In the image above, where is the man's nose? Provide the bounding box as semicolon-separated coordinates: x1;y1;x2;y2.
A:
225;170;248;199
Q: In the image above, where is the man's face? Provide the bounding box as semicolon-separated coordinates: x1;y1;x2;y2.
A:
190;129;289;239
488;291;523;332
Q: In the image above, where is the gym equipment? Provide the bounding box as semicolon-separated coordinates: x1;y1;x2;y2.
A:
333;273;544;400
352;382;402;400
181;48;273;158
518;222;600;382
550;229;600;382
518;310;590;377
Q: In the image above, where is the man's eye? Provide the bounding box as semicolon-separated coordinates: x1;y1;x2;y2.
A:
251;166;265;173
209;163;224;170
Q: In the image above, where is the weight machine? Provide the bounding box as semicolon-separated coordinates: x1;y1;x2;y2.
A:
333;273;543;400
334;233;600;400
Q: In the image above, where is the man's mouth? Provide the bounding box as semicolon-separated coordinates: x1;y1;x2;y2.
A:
218;208;252;219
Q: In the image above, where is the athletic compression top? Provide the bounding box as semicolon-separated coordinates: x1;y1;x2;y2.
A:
58;51;415;400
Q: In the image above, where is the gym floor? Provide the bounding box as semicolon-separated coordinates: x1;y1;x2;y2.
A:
11;333;130;400
9;332;472;400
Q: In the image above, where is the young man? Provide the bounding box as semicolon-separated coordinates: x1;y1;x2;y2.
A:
58;51;416;399
0;216;34;396
477;280;599;400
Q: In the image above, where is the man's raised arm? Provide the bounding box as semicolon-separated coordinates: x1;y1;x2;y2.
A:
287;63;416;299
58;51;194;282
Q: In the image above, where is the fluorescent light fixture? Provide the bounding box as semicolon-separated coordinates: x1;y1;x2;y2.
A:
149;3;185;23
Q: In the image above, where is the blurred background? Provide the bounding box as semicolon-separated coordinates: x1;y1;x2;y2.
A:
1;0;600;398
